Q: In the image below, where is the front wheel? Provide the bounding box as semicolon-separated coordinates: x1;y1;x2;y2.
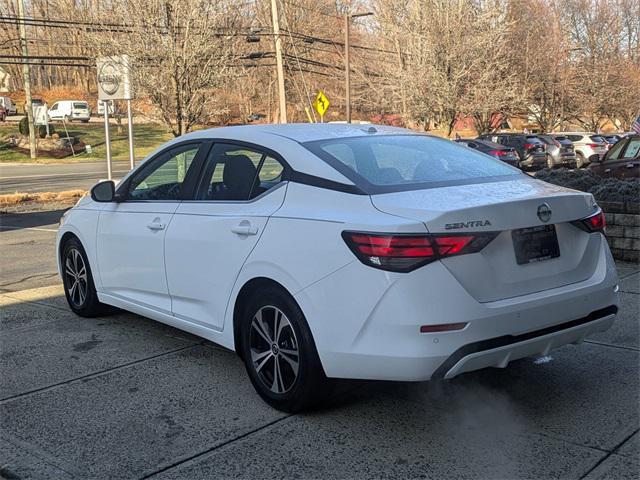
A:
61;237;112;317
240;286;331;412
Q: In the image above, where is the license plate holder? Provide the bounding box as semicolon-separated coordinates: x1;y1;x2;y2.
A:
512;225;560;265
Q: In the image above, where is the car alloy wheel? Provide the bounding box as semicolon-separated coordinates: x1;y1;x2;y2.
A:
249;305;300;394
64;247;88;307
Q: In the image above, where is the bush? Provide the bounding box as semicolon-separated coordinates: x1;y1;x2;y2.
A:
535;168;640;203
18;116;55;139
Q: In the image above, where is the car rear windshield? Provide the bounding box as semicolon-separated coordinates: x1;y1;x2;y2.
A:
303;135;521;194
590;135;605;143
73;102;88;109
525;136;543;144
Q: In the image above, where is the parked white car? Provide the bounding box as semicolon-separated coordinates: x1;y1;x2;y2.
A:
48;100;91;122
0;96;17;115
553;132;608;167
57;124;619;412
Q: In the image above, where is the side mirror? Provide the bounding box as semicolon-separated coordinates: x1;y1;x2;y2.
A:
90;180;115;202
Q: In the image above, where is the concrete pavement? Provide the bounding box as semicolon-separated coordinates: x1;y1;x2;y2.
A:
0;215;638;479
0;161;132;194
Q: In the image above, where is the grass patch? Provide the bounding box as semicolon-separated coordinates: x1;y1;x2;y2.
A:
0;122;173;164
0;189;86;206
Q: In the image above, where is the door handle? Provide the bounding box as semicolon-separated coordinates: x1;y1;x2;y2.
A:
147;221;166;231
604;168;611;173
231;223;258;236
627;163;635;168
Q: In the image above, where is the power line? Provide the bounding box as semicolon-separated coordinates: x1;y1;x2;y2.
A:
0;14;395;56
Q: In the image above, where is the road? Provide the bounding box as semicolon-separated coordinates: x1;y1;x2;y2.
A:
0;160;132;194
0;210;638;479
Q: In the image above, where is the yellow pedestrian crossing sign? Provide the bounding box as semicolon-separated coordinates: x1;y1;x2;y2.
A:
313;91;330;120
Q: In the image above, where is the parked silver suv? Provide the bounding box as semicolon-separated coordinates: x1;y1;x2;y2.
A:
538;134;577;168
552;132;607;168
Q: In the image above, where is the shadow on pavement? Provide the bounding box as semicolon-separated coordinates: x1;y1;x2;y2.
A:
0;209;67;230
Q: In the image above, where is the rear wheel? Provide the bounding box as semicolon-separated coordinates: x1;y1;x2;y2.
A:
576;152;586;168
547;155;554;169
61;237;112;317
240;286;330;412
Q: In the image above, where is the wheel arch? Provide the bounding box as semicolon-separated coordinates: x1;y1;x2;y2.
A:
232;277;297;361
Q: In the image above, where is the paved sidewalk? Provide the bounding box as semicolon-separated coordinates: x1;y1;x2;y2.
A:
0;264;638;479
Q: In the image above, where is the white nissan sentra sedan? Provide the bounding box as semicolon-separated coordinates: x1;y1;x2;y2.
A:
57;124;619;411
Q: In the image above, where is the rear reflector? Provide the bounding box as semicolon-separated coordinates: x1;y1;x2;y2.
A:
342;231;498;272
571;209;606;234
420;323;468;333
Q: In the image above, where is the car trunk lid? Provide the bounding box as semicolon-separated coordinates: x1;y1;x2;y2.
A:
371;177;602;302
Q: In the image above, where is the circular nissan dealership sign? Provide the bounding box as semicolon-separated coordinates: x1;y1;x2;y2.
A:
98;62;120;96
96;55;132;100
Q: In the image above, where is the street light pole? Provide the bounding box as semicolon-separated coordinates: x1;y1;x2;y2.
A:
344;12;373;124
17;0;36;159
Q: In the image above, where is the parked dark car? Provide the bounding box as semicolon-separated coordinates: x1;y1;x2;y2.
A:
455;138;520;167
0;105;6;122
589;134;640;179
537;134;577;168
477;133;547;170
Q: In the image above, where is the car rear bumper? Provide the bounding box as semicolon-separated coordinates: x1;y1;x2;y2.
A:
296;237;619;381
433;305;616;379
520;155;547;168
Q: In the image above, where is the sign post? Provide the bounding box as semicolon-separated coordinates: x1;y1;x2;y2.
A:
97;55;133;178
312;91;330;123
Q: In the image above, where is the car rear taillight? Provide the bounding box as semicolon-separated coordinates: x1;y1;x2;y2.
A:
571;209;606;234
489;149;508;156
524;142;536;149
587;143;602;148
342;231;498;272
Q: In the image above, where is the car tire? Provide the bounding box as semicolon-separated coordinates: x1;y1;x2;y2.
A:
576;152;585;168
240;285;331;412
61;237;113;317
547;156;554;169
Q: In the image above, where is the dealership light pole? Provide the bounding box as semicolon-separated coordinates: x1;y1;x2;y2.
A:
345;11;373;124
17;0;36;159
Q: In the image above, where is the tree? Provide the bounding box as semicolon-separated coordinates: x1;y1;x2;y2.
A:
87;0;244;136
374;0;517;135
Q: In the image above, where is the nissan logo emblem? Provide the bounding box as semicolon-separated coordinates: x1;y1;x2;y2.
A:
537;203;552;223
98;62;120;96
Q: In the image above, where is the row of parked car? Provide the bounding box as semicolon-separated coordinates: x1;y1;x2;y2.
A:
456;131;639;178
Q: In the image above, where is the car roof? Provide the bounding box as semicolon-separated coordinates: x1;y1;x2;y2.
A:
180;123;417;143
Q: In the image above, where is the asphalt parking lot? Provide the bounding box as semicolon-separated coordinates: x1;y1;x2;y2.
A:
1;210;639;480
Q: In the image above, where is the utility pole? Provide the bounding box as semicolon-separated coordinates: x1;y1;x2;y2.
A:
344;14;351;124
344;11;373;124
271;0;287;123
17;0;36;159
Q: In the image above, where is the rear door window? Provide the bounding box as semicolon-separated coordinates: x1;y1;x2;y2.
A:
196;144;285;201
